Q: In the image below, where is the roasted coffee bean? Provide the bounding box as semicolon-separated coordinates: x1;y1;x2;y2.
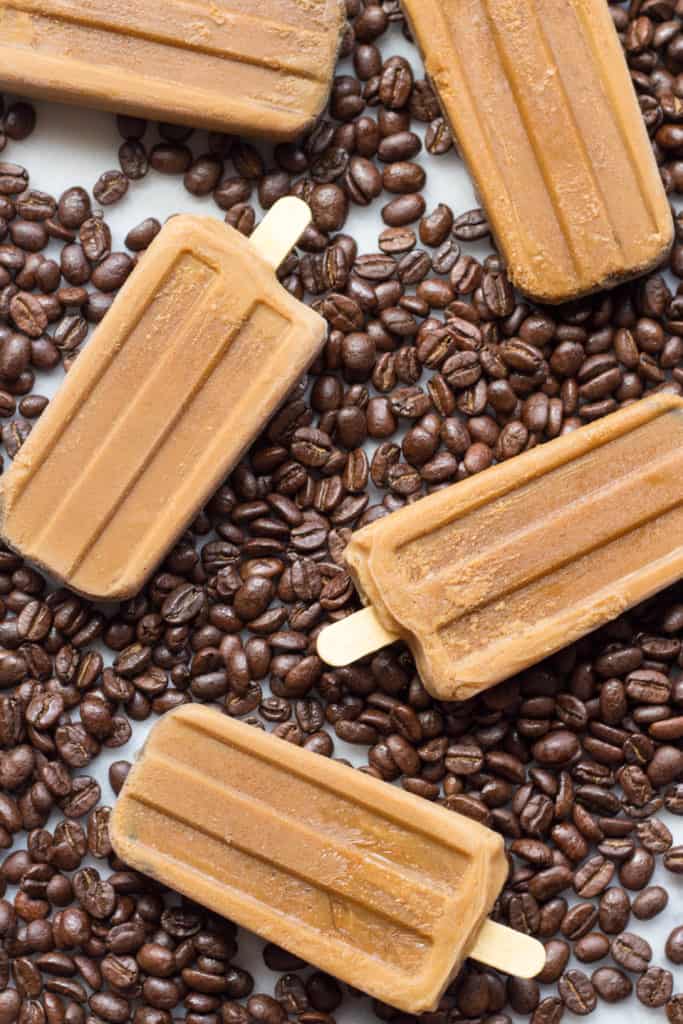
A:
558;969;597;1015
633;885;668;919
620;847;655;888
150;144;192;175
536;939;570;985
637;967;673;1008
93;171;128;206
664;845;683;873
592;966;632;1003
575;932;610;963
611;932;652;972
599;888;631;934
666;926;683;964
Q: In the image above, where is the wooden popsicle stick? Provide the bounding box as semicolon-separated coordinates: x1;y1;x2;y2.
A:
250;196;312;271
470;919;546;978
316;605;398;666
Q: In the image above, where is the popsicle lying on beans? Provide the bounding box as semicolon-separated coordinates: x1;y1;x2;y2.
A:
401;0;673;303
318;395;683;701
0;199;326;601
111;705;545;1013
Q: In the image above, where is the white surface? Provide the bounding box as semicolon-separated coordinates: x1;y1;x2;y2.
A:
1;20;682;1021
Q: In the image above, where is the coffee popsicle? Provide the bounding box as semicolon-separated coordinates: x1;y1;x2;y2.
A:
111;705;544;1013
401;0;673;304
318;395;683;701
0;0;344;139
0;200;326;602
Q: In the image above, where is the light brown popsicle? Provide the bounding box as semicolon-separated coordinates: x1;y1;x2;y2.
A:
0;200;325;602
318;394;683;701
0;0;344;139
401;0;673;304
111;704;545;1012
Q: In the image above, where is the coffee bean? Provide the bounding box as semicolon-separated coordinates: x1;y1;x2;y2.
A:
150;144;192;175
246;995;286;1024
619;847;654;888
611;932;652;971
125;218;161;251
648;745;683;785
633;885;668;919
382;193;426;226
0;990;21;1024
592;967;632;1003
637;967;673;1008
599;887;631;933
667;993;683;1024
559;969;597;1015
636;818;672;852
536;939;570;984
575;932;610;963
532;730;580;765
93;171;128;206
666;926;683;964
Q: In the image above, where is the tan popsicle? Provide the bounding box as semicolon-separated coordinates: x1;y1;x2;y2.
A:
0;0;344;139
111;705;545;1013
318;395;683;701
401;0;673;303
0;199;326;602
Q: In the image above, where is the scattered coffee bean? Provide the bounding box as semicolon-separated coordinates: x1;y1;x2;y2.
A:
637;967;673;1008
666;926;683;965
611;932;652;972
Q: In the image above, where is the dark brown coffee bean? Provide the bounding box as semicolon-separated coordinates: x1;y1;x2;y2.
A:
637;966;673;1008
633;885;668;919
574;855;615;897
649;745;683;785
246;995;286;1024
532;730;580;765
665;926;683;965
150;144;192;175
575;932;610;963
611;932;652;971
592;966;632;1003
536;939;570;985
382;194;426;226
558;969;597;1015
599;888;631;934
93;171;128;206
453;208;490;240
619;847;655;888
561;902;598;940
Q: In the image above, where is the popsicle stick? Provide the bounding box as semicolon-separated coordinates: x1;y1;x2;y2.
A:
250;197;312;271
470;919;546;978
316;606;398;666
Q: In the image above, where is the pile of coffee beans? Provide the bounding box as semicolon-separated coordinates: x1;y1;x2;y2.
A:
0;1;681;1022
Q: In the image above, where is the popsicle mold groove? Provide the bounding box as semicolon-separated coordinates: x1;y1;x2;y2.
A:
0;216;325;601
344;395;683;700
0;0;345;138
401;0;673;303
111;705;508;1013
